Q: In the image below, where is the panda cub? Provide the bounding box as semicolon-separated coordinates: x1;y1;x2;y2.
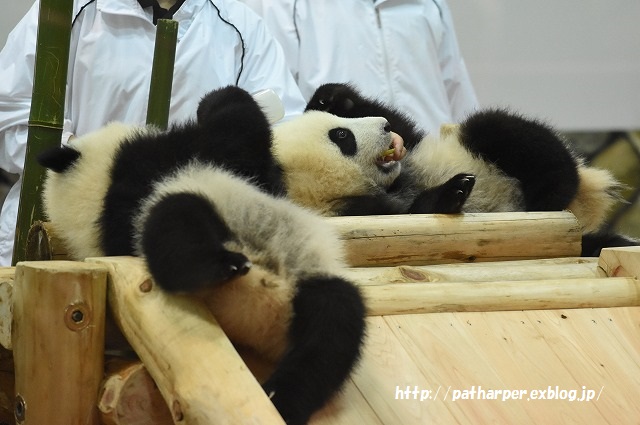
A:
271;110;476;216
304;83;638;255
38;86;365;425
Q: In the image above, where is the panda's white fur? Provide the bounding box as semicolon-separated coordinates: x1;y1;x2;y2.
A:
407;124;526;213
42;123;151;259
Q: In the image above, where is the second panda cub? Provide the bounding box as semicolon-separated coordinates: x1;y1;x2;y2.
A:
305;83;625;241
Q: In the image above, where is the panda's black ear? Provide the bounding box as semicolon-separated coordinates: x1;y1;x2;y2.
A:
37;145;81;173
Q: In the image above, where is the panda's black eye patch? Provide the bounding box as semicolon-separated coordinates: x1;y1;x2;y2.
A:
329;128;357;156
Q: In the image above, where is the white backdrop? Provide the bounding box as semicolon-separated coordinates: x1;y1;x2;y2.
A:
2;1;640;131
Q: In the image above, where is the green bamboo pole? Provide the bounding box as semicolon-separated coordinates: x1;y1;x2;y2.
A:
12;0;73;266
146;19;179;130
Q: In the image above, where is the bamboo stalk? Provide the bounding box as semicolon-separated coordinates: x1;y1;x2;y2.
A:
12;261;107;425
12;0;74;265
146;19;178;130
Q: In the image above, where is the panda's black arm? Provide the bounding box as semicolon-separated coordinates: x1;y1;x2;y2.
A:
306;83;426;150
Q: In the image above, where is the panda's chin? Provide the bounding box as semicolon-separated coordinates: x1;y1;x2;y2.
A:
375;158;401;173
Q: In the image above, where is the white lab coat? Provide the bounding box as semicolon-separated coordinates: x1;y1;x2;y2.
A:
242;0;478;132
0;0;306;266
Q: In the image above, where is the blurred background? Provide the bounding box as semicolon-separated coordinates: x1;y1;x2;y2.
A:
1;1;639;238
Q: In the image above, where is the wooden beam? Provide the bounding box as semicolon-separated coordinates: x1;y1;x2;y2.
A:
13;261;107;425
88;256;284;425
597;246;640;278
29;211;583;266
329;211;582;266
346;257;598;286
360;276;640;316
99;359;173;425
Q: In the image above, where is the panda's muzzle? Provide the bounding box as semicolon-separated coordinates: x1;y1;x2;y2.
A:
376;131;405;171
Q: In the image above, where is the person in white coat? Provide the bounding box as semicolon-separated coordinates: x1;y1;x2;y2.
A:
241;0;478;133
0;0;307;266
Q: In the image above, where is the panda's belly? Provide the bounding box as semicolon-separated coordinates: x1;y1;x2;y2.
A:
202;264;294;361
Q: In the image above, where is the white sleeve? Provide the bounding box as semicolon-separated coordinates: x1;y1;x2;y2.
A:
437;0;478;120
0;1;40;175
235;4;306;120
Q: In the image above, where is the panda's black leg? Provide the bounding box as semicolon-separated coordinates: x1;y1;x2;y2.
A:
140;192;251;292
196;86;284;195
263;275;366;425
460;109;579;211
408;174;476;214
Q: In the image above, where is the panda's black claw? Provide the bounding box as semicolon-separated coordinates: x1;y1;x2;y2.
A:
230;260;252;276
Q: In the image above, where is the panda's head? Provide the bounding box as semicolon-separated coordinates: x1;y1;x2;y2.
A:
272;111;403;214
274;110;403;189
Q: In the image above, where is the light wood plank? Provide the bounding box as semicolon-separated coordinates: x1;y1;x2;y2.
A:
329;212;582;266
345;257;598;286
360;277;640;316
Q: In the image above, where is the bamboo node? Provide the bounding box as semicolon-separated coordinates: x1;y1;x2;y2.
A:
139;279;153;293
64;302;91;331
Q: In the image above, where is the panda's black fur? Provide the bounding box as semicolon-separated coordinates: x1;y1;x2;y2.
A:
306;83;639;255
38;86;365;425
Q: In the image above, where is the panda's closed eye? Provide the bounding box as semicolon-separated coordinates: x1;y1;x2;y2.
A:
329;128;357;156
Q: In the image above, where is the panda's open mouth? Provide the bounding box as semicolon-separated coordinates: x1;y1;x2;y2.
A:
376;146;399;171
375;132;405;172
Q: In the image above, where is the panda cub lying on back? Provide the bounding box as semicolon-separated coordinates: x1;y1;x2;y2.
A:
298;83;638;255
38;86;365;425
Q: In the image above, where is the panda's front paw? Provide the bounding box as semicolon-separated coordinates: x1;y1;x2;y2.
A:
437;173;476;213
151;250;252;293
409;173;475;214
211;250;252;283
305;83;356;115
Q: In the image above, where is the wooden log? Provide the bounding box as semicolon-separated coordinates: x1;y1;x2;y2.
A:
360;277;640;316
346;257;598;286
30;211;583;267
0;268;14;350
99;359;173;425
597;246;640;278
329;211;582;266
12;261;107;425
88;256;284;425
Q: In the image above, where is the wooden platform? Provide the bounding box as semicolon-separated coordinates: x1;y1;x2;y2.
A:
311;307;640;424
1;214;638;424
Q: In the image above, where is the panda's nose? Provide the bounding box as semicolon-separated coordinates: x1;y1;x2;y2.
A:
383;121;391;133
